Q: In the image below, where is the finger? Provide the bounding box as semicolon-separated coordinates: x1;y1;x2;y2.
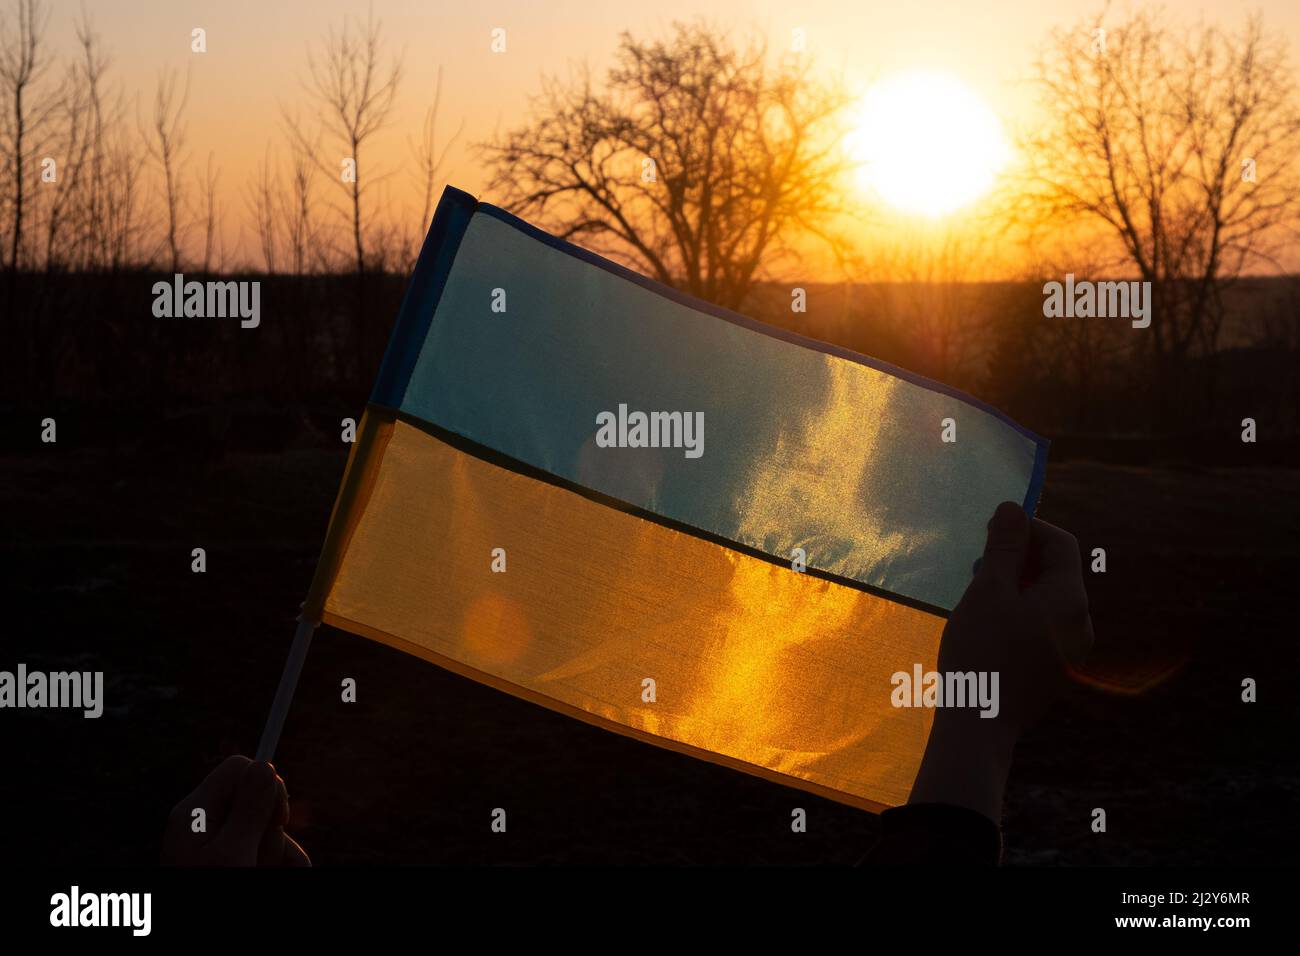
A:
1071;608;1096;664
1029;519;1083;578
272;775;289;829
1024;522;1094;665
1026;587;1094;666
214;760;279;852
282;833;312;867
257;825;312;867
257;825;286;867
254;777;291;866
170;754;251;826
976;501;1031;591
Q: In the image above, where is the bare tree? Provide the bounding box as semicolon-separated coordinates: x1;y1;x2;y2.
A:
0;0;56;272
483;22;860;311
102;125;145;270
143;65;190;272
71;11;143;271
41;54;92;271
193;150;221;273
409;65;462;231
1023;8;1300;420
245;145;279;272
279;115;318;274
290;5;401;274
72;9;110;269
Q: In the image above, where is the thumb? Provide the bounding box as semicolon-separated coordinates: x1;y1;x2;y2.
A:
977;501;1030;592
215;760;279;854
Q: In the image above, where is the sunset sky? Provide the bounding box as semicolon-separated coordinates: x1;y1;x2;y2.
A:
25;0;1300;274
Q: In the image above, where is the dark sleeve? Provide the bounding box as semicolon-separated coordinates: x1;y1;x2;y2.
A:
858;803;1002;865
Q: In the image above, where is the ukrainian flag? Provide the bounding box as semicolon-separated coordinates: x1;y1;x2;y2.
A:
301;186;1048;812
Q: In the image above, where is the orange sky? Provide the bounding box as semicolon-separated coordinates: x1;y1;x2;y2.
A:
26;0;1300;274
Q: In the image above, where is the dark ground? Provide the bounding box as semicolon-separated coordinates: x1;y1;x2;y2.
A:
3;408;1295;866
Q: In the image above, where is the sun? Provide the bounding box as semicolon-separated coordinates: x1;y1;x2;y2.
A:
847;71;1010;218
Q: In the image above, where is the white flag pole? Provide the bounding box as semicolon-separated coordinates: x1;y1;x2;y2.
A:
255;614;320;763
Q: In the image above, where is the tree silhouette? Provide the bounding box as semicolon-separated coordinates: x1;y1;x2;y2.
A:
409;65;461;240
289;5;401;275
143;64;191;273
1023;9;1300;422
484;22;859;310
0;0;55;273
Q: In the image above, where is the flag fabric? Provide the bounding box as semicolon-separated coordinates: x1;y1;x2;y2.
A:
302;185;1049;812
